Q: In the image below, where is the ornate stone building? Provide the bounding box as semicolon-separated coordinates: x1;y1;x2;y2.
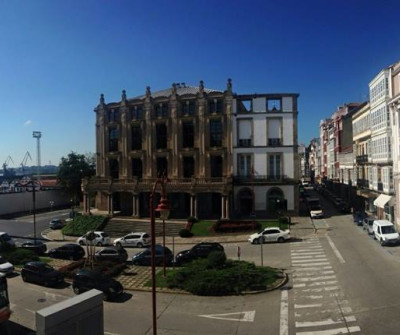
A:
82;80;299;219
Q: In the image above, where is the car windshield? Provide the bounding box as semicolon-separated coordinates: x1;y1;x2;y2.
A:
310;206;321;211
382;226;396;234
1;234;11;241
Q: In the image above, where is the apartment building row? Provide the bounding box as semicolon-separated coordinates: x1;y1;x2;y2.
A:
82;80;300;220
308;59;400;228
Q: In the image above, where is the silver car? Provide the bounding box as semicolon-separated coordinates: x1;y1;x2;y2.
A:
113;232;150;248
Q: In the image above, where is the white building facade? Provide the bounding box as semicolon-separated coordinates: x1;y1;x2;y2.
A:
232;94;299;217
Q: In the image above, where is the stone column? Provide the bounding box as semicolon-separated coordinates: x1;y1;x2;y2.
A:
83;193;88;213
225;196;230;219
221;196;226;219
132;194;137;217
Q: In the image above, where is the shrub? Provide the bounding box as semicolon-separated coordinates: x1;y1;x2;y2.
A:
1;248;39;265
207;251;226;269
179;228;193;238
279;217;289;225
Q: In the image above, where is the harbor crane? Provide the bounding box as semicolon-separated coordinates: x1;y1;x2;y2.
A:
20;151;32;175
2;156;14;172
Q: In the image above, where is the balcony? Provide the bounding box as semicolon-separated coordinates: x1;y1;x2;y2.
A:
238;139;252;147
356;155;368;164
233;174;296;184
268;138;282;146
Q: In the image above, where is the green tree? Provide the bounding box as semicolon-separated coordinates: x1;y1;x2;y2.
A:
57;152;95;204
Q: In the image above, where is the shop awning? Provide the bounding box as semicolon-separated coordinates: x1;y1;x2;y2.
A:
373;194;392;208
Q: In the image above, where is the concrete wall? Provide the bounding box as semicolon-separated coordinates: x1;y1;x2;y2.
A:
36;289;104;335
0;190;71;216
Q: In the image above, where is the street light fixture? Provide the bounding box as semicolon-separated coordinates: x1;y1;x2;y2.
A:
149;176;170;335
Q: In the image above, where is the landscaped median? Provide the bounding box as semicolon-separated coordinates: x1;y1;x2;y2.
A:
144;251;287;296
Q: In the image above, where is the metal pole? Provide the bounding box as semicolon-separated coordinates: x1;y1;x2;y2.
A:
149;192;157;335
32;181;36;244
260;242;263;267
162;218;166;277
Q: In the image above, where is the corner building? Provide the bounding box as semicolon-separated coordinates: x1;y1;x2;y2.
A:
83;80;299;219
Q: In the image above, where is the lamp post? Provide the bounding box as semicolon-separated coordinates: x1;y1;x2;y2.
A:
149;176;170;335
27;179;40;244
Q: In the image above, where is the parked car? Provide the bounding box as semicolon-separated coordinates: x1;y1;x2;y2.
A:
47;243;85;260
249;227;291;244
19;240;47;255
94;246;128;263
72;269;123;301
0;232;15;247
132;245;173;266
77;231;111;246
49;218;64;230
309;205;324;219
373;220;400;246
21;261;64;287
363;217;375;235
353;211;367;226
175;242;225;266
113;232;150;248
0;257;14;275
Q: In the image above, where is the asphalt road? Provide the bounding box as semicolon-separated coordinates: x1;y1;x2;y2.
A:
4;198;400;334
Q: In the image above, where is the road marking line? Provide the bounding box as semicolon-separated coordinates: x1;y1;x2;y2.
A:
295;266;332;271
295;303;322;308
296;326;361;334
280;289;288;335
294;271;334;276
294;262;330;267
294;281;337;288
296;316;356;328
291;254;326;259
295;276;336;282
303;295;324;299
326;235;345;264
292;258;328;263
199;311;255;322
300;286;339;293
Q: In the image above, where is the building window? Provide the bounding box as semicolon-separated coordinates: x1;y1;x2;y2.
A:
267;99;281;112
182;122;194;148
108;109;119;122
182;100;195;116
237;99;252;113
208;99;223;114
155;103;168;118
238;154;252;176
268;154;281;179
131;158;142;179
237;119;252;147
109;159;119;179
210;156;223;177
109;128;119;152
156;123;167;149
157;157;168;177
130;105;143;120
183;157;195;178
209;119;222;147
131;125;142;151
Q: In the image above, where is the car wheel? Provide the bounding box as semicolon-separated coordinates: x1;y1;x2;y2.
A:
116;242;122;248
22;274;28;282
137;242;143;248
73;286;81;294
96;242;103;246
380;239;385;246
258;237;263;244
278;237;285;243
79;241;85;246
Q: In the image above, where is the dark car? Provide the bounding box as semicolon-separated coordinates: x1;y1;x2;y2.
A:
49;218;64;230
175;242;225;266
48;244;85;261
94;246;128;263
132;245;173;266
21;261;64;287
353;211;367;226
72;269;123;301
19;240;47;255
338;201;351;214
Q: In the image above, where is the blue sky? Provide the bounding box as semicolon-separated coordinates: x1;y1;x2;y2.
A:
1;0;400;168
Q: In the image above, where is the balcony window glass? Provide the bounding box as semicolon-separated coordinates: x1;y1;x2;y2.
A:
210;156;223;177
238;155;251;176
210;119;222;147
208;99;223;114
182;100;195;116
268;154;281;179
131;158;142;178
157;157;168;177
130;106;143;120
156;124;167;149
183;157;195;178
182;122;194;148
131;125;142;150
108;109;119;122
155;103;168;118
109;128;119;152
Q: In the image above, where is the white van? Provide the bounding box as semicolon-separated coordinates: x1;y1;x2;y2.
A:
372;220;399;246
0;232;15;247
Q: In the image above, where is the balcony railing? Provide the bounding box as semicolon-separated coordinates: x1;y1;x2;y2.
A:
268;138;282;146
356;155;368;164
233;175;295;183
238;139;252;147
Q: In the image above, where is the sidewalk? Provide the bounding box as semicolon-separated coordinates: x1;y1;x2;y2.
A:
42;216;316;292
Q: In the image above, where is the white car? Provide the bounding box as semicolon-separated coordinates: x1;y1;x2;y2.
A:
249;227;291;244
0;256;14;275
373;220;400;246
113;232;150;248
77;231;111;246
310;205;324;219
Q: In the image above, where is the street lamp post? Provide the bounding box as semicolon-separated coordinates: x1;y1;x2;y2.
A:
149;176;170;335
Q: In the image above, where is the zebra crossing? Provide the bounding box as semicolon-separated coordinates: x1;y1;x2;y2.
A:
290;237;361;334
